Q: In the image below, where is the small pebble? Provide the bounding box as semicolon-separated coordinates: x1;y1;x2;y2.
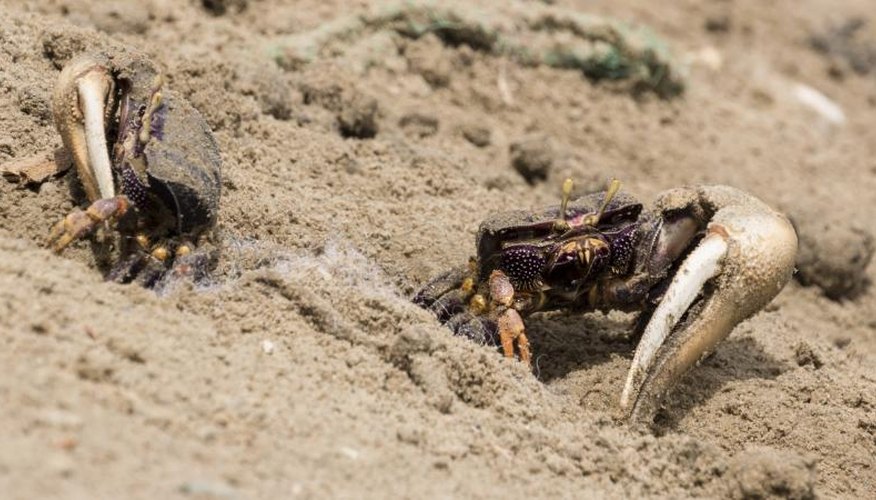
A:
725;446;815;500
704;15;731;33
179;480;238;498
793;342;823;369
39;181;59;197
399;112;439;138
793;211;873;300
35;409;83;430
338;446;361;460
461;123;491;147
260;339;275;355
47;453;75;477
338;92;378;139
510;136;555;184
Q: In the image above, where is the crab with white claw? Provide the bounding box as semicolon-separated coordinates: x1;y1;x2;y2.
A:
414;179;798;423
48;50;221;287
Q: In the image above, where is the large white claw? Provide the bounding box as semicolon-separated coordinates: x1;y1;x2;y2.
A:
52;53;116;202
620;186;798;423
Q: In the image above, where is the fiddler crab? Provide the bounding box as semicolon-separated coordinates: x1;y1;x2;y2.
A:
48;50;221;286
414;179;797;422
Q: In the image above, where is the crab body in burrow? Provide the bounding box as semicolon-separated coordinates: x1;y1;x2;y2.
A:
48;50;221;286
414;181;797;422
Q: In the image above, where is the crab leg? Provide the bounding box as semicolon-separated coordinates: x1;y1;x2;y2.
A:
52;54;116;202
620;186;798;422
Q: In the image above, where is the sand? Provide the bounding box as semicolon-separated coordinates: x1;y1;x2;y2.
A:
1;0;874;498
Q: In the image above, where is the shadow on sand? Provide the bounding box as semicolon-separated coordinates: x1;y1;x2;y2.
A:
524;310;787;430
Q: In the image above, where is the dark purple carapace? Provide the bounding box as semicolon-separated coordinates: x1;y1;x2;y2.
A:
109;67;220;239
415;186;706;326
471;190;652;313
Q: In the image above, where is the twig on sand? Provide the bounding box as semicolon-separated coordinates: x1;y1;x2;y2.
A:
0;147;70;186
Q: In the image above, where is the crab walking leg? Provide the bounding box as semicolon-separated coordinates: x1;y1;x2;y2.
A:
620;228;728;414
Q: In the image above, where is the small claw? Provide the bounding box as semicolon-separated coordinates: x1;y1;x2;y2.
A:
621;194;797;422
497;307;530;366
47;196;130;253
48;209;94;252
490;270;531;366
489;269;514;307
52;53;116;202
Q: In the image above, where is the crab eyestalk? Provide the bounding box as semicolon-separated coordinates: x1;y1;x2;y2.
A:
554;178;575;232
583;178;621;227
118;72;165;151
139;86;163;146
52;54;117;202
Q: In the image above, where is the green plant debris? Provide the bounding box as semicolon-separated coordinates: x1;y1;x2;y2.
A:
268;0;684;98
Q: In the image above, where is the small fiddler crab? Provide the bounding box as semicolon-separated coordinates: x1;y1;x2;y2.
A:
414;179;798;422
47;50;221;286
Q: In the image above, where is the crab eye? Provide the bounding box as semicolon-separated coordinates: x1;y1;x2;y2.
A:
137;104;147;118
499;245;545;285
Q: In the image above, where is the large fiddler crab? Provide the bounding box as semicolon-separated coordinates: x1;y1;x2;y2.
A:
414;179;797;422
48;50;221;286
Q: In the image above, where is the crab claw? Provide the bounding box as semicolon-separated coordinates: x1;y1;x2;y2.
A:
52;53;116;202
620;186;798;423
47;196;130;253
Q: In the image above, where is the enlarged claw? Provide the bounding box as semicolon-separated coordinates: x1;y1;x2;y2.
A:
52;53;116;202
620;186;798;422
47;196;129;252
48;52;127;254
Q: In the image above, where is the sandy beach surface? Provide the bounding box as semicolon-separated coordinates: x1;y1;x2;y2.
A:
1;1;874;498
